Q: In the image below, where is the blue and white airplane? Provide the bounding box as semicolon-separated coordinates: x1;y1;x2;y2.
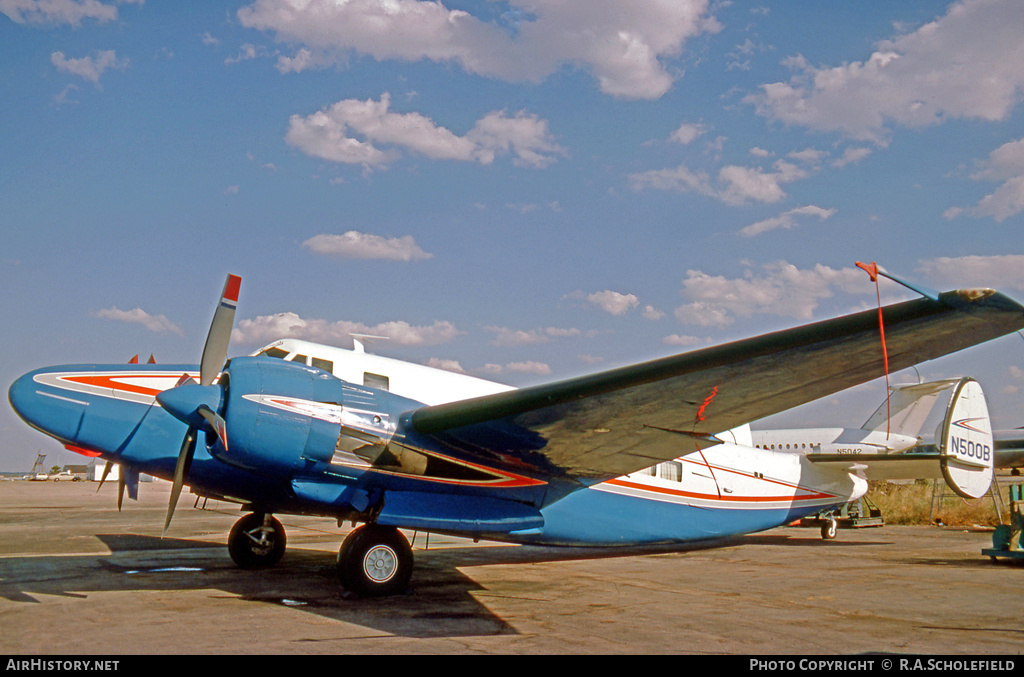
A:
8;274;1022;596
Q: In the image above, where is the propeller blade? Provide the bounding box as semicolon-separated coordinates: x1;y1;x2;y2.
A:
200;274;241;386
125;468;139;501
97;461;127;511
164;425;197;536
197;405;228;451
97;460;113;492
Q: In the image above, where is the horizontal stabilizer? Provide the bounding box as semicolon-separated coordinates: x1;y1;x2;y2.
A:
809;378;994;499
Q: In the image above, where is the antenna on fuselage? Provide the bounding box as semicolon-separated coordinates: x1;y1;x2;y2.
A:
350;333;389;354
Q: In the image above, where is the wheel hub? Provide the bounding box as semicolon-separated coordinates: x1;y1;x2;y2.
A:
363;544;398;582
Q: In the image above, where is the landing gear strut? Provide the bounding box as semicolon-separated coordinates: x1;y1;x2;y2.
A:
228;512;286;569
337;524;413;597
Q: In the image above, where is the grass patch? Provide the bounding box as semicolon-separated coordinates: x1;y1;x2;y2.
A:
866;478;1014;527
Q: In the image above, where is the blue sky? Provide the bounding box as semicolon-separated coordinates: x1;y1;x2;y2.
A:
3;0;1024;472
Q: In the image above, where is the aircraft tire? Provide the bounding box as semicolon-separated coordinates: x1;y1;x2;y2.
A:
821;518;837;540
337;524;413;597
228;513;286;569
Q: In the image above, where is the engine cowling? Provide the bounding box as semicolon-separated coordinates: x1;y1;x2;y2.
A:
216;356;347;476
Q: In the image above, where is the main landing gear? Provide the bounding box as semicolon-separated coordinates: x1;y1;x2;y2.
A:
226;513;414;597
337;524;414;597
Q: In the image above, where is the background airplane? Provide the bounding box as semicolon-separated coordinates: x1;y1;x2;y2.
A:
9;275;1023;596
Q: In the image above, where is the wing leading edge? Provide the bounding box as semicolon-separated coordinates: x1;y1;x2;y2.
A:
408;289;1023;480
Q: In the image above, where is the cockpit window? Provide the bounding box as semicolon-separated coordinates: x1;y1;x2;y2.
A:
311;357;334;373
289;354;309;365
259;347;289;359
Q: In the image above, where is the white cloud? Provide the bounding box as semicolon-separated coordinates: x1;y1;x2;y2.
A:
662;334;708;347
669;122;707;145
674;261;866;327
739;205;836;237
586;290;640;315
225;43;264;65
484;326;579;347
2;0;118;25
475;361;552;376
946;137;1024;222
51;50;128;85
746;0;1024;144
915;254;1024;291
832;147;873;168
787;148;826;165
232;312;460;346
628;164;714;196
631;159;807;205
303;231;433;262
505;361;552;375
425;358;466;374
673;300;734;328
286;93;564;169
642;305;665;320
238;0;720;99
93;307;184;336
718;160;806;205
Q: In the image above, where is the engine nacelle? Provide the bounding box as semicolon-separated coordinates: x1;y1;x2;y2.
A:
216;356;347;476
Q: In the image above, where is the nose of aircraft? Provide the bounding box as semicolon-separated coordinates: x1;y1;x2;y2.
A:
8;368;85;443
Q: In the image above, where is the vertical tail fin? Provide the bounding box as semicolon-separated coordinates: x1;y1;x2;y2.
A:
861;379;962;438
939;378;994;499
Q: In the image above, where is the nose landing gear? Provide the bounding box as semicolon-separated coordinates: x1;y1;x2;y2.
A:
228;512;287;569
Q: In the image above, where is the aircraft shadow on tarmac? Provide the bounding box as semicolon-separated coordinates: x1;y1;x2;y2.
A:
0;530;750;638
0;529;914;639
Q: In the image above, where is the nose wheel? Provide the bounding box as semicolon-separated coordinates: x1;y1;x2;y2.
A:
337;524;413;597
228;512;287;569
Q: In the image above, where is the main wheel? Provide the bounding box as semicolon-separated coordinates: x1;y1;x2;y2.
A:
337;524;413;597
228;513;286;569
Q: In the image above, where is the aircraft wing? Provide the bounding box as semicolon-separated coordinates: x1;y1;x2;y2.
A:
407;289;1023;480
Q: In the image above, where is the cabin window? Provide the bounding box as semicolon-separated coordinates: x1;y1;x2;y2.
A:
658;461;682;482
639;466;656;477
364;372;390;391
311;357;334;373
259;347;289;359
289;354;309;365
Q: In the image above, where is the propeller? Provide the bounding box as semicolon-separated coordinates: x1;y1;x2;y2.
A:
96;460;138;511
155;274;240;535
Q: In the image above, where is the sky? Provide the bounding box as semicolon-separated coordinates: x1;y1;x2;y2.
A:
3;0;1024;472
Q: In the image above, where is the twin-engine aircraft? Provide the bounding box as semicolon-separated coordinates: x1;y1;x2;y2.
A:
8;273;1024;596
